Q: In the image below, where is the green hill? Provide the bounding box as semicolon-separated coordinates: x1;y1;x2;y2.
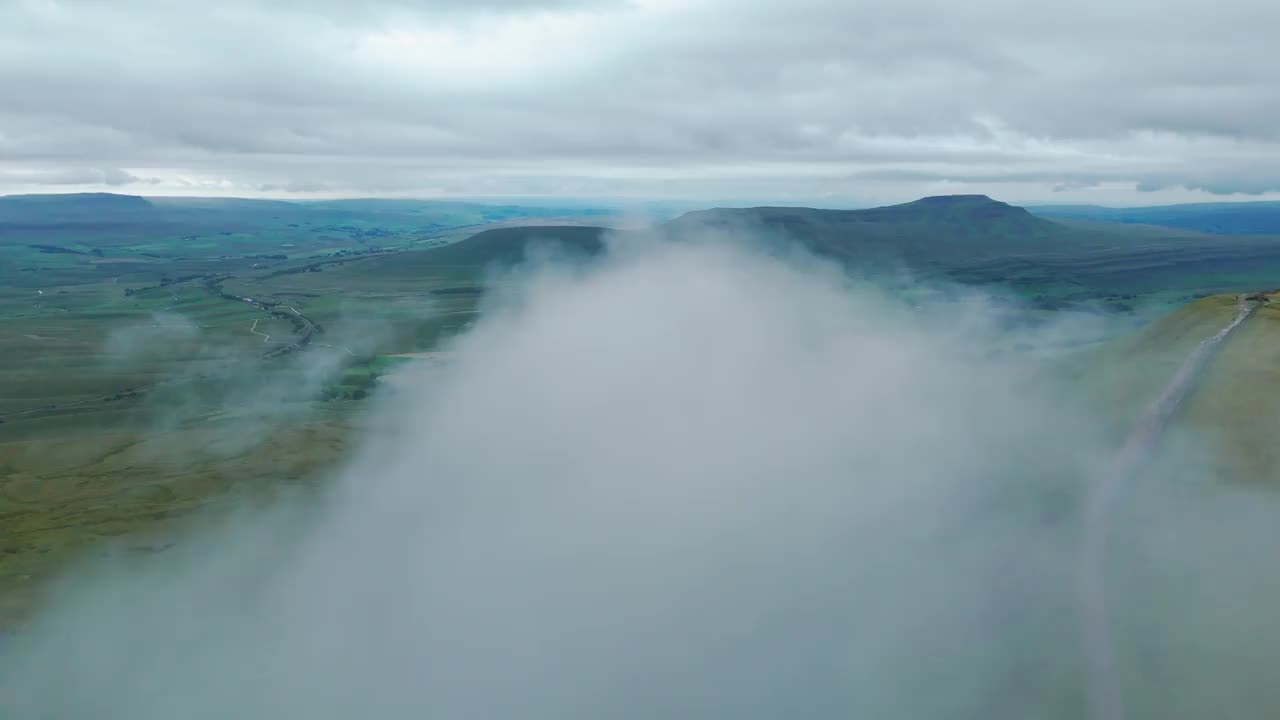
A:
1073;290;1280;483
1178;292;1280;482
663;194;1279;261
416;225;610;266
659;196;1280;306
291;195;1073;285
664;195;1078;264
307;225;613;287
281;195;1280;314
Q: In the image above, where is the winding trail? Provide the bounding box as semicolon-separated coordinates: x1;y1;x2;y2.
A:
248;318;271;343
1078;295;1258;720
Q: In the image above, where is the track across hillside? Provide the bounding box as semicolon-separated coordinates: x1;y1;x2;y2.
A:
1078;295;1259;720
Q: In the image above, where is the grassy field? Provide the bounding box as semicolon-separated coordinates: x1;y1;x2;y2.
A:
0;407;362;627
0;196;620;624
1178;293;1280;482
1065;290;1280;483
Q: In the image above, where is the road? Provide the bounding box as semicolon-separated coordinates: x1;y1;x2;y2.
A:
218;286;318;356
1077;295;1259;720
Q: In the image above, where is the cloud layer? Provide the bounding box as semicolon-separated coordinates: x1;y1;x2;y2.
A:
0;240;1101;716
6;238;1280;716
2;0;1279;203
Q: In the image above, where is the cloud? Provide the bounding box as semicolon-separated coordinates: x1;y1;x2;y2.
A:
1137;174;1280;196
102;313;202;364
0;238;1100;716
5;237;1280;716
0;166;162;187
0;0;1278;203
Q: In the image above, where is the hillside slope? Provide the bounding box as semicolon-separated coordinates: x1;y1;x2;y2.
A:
1075;291;1280;483
307;225;614;287
418;225;610;266
1178;292;1280;482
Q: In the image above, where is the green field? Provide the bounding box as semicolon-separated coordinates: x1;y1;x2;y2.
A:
0;195;621;623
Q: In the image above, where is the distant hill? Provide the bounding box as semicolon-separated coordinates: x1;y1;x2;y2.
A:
1031;201;1280;235
380;194;1280;309
0;193;155;224
664;195;1082;266
324;225;615;286
419;225;611;265
0;192;623;258
373;195;1074;277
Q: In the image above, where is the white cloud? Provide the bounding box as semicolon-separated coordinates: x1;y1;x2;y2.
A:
6;237;1280;716
0;240;1107;716
0;0;1278;203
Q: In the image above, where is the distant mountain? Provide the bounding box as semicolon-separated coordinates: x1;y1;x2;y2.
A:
1030;201;1280;235
388;194;1280;274
391;195;1072;271
0;192;155;223
363;195;1093;282
382;194;1280;309
422;225;610;265
0;192;624;254
663;195;1102;266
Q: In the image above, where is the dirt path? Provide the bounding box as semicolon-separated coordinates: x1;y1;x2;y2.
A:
1078;295;1258;720
248;318;271;343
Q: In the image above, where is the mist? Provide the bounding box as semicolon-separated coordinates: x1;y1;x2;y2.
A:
102;312;202;365
5;237;1278;718
96;295;403;458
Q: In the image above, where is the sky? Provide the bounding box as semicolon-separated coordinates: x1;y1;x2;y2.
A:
2;0;1279;205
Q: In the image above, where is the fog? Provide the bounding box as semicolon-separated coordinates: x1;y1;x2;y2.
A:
5;238;1279;717
97;296;403;457
102;312;202;365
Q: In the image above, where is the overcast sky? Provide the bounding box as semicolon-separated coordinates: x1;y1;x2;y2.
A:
2;0;1278;205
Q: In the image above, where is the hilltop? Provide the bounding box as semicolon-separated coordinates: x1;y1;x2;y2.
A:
664;195;1071;263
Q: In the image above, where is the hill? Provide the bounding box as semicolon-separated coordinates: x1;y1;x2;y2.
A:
1177;291;1280;481
1072;289;1280;482
1031;201;1280;235
664;195;1080;265
658;195;1280;307
275;194;1280;314
0;192;156;224
416;225;611;266
305;225;613;287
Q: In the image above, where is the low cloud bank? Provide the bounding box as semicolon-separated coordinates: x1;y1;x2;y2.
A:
5;238;1277;717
